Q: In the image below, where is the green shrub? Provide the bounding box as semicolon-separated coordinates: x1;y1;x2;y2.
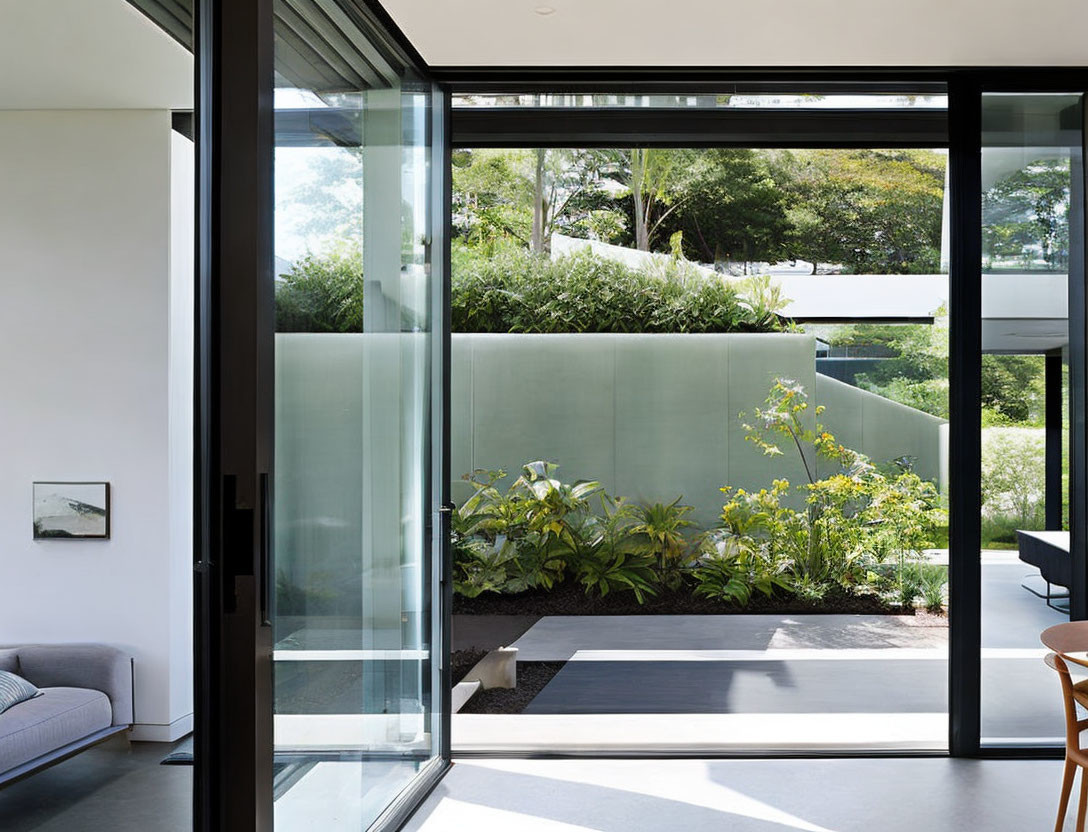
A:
716;378;946;604
276;245;365;332
981;427;1045;529
630;497;698;590
450;246;786;334
881;561;947;611
981;514;1023;549
692;528;792;605
452;463;690;603
277;243;789;335
566;496;659;603
451;462;602;597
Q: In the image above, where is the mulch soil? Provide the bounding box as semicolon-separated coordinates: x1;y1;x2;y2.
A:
453;581;914;617
454;658;566;714
451;649;489;685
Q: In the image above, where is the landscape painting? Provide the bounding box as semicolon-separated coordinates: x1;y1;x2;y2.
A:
33;482;110;539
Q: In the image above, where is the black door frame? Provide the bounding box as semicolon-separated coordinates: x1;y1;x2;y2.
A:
193;0;1088;817
194;0;275;828
193;1;452;829
433;67;1088;761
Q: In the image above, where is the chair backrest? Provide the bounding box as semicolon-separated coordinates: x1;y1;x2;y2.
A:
1045;651;1082;752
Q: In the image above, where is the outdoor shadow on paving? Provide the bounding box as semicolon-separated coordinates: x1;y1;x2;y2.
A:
452;614;540;652
403;763;837;832
524;659;948;715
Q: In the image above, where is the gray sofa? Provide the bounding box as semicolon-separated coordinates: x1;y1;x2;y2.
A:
0;644;134;787
1017;530;1071;611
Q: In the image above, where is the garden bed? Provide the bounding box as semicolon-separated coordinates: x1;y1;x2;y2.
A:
454;582;916;617
451;648;566;715
451;649;489;685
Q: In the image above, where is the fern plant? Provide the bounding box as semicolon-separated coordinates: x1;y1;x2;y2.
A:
567;495;658;603
631;497;697;590
451;461;602;595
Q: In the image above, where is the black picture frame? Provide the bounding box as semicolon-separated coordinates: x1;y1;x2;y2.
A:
32;481;111;540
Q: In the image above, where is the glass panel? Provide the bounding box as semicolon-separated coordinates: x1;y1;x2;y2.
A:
453;92;947;109
980;92;1084;745
450;145;950;752
270;19;439;827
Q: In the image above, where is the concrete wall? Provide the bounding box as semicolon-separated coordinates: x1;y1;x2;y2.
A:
816;374;949;488
273;333;429;626
277;333;945;536
0;110;192;741
450;333;816;526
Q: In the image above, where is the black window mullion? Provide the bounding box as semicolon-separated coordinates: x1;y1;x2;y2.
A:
450;107;947;149
1069;99;1088;621
947;74;983;758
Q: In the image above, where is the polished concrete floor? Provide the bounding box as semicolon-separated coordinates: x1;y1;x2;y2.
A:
405;757;1080;832
0;736;190;832
2;744;1079;832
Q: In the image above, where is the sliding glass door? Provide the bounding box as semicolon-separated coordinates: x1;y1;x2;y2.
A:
195;1;448;829
269;14;448;832
978;91;1086;746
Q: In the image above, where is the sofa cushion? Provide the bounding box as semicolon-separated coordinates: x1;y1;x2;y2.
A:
14;645;133;727
0;671;40;715
0;687;111;774
0;650;17;673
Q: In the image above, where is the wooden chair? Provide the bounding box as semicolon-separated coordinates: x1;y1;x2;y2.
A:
1045;652;1088;831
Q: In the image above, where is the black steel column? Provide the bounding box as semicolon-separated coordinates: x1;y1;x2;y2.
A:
1047;352;1065;532
194;0;275;829
1069;109;1087;620
947;76;983;756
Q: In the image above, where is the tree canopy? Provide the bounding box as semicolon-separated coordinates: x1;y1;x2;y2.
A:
769;149;946;274
983;158;1071;271
451;147;949;274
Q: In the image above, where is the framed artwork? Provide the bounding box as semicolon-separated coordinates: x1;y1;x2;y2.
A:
32;482;111;540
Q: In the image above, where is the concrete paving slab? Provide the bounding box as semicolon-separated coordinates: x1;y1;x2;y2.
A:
510;614;947;661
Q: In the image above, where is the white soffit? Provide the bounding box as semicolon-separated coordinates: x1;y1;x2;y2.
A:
0;0;192;110
380;0;1088;68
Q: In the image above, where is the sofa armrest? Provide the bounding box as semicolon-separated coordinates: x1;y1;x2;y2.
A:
7;645;134;727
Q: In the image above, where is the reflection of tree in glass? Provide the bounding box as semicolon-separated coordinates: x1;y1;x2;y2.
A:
983;158;1070;271
280;149;363;249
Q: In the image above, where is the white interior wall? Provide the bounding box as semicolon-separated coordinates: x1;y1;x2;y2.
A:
168;129;195;735
0;0;192;111
0;109;192;741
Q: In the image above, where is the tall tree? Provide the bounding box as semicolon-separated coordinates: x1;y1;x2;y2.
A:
531;148;546;252
621;149;691;251
770;149;946;274
452;148;617;253
657;149;790;271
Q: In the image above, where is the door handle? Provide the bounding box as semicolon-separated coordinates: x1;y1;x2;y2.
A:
259;473;271;627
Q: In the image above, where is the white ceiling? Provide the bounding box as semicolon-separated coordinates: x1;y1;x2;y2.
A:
0;0;192;110
380;0;1088;68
